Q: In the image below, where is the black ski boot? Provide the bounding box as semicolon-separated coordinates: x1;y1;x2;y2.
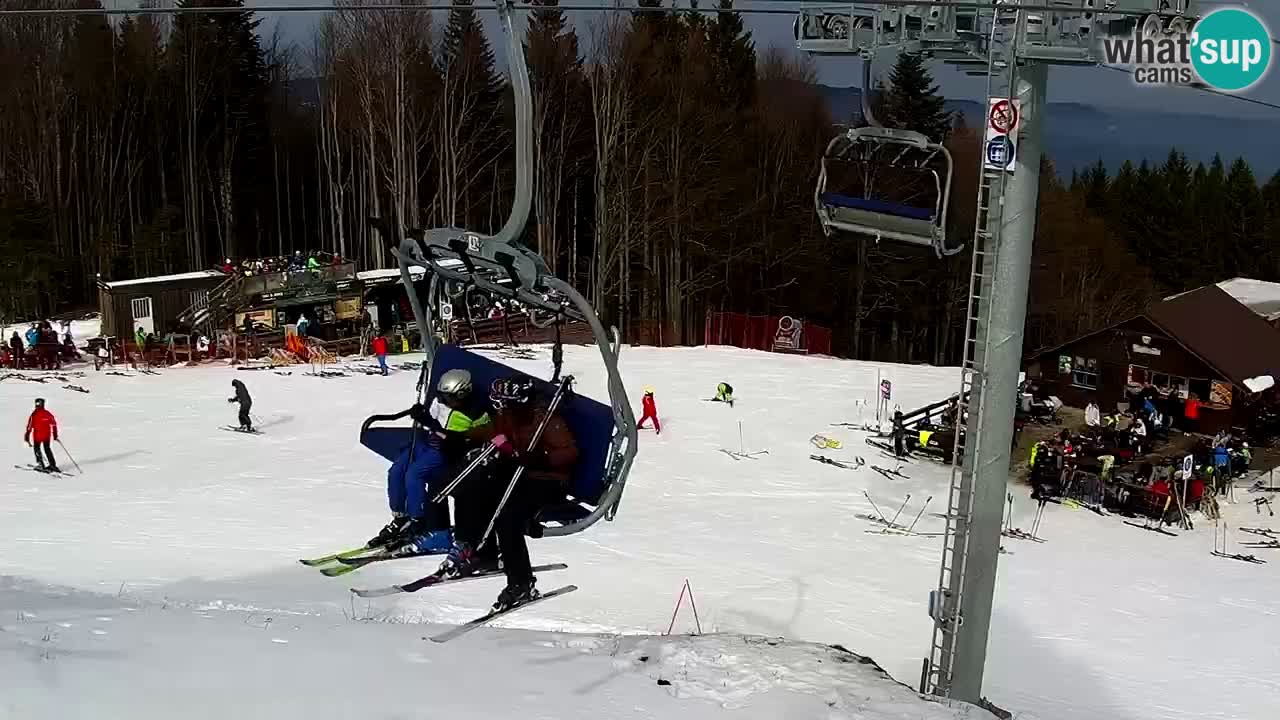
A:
439;542;500;579
493;576;539;611
369;514;411;548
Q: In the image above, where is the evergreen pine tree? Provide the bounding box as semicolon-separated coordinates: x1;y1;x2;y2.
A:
881;52;950;139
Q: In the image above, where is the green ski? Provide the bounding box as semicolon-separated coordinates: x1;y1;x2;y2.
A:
299;546;374;567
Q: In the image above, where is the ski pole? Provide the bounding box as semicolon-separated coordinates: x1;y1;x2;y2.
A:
433;444;496;502
863;490;890;524
906;495;933;533
887;493;912;529
477;377;573;551
56;439;83;475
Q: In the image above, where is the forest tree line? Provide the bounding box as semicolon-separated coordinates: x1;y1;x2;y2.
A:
2;0;1279;364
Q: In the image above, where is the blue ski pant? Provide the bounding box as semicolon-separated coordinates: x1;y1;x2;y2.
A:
377;354;388;375
387;442;449;527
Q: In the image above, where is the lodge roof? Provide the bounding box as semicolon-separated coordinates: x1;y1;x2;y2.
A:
1148;284;1280;388
1034;284;1280;390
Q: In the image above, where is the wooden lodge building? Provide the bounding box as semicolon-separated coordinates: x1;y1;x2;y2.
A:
1024;283;1280;435
98;270;229;339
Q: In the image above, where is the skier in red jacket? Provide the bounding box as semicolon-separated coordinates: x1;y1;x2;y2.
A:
638;387;660;434
24;398;59;472
371;334;389;376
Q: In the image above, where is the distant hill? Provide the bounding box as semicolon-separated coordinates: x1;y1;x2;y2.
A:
817;85;1280;178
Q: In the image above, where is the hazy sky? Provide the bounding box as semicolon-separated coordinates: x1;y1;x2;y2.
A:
243;0;1280;118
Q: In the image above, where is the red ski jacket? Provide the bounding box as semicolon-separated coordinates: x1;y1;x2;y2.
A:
641;394;657;416
25;408;58;443
371;336;388;356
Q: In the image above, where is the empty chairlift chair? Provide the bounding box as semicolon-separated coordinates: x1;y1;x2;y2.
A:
815;126;961;257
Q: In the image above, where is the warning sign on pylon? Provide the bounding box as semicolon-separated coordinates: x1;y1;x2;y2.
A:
988;99;1019;134
983;97;1021;174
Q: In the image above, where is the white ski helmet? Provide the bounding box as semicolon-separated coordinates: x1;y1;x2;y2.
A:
438;369;473;399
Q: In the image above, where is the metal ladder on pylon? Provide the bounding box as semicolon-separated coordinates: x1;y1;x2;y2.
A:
922;6;1022;699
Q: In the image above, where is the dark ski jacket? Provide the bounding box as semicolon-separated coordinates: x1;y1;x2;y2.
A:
481;404;578;490
229;380;252;409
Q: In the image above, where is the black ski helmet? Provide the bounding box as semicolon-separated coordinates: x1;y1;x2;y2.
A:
490;374;535;409
34;398;45;408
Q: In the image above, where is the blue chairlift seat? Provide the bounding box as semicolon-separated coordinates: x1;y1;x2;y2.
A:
359;344;616;527
818;192;935;221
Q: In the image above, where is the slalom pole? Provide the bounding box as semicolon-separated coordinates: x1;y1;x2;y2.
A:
56;440;83;474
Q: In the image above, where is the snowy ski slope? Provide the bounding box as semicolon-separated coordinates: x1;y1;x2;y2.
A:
2;341;1278;720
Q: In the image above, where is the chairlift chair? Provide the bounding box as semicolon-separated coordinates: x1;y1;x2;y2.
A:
815;125;959;257
360;0;637;538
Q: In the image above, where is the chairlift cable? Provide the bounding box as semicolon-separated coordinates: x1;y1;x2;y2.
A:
1097;64;1280;111
0;1;1243;19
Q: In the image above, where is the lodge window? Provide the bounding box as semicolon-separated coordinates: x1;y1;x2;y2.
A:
1072;356;1099;389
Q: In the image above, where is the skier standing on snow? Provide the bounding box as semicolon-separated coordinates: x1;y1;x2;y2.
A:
444;374;578;611
227;379;253;432
638;386;661;434
9;331;23;369
24;398;59;472
371;369;491;556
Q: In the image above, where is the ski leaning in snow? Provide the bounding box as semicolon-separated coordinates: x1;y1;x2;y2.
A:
426;585;578;643
351;563;568;598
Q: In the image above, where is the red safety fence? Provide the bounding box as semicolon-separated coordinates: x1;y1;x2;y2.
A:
703;311;832;356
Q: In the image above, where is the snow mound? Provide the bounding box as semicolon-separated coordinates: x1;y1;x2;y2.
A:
0;575;989;720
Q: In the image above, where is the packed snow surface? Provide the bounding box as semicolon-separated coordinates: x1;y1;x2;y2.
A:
2;340;1278;720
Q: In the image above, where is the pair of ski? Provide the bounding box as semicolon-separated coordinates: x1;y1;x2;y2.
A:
1123;520;1178;537
1001;528;1046;543
810;454;863;470
872;465;908;480
1241;539;1280;549
1212;550;1266;565
418;581;580;644
300;546;443;577
351;562;568;598
14;463;71;477
221;425;263;435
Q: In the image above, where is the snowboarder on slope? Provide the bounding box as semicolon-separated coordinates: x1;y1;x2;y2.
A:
24;398;59;472
373;369;492;556
371;333;389;376
713;382;734;407
446;374;578;611
228;379;253;432
638;386;661;434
